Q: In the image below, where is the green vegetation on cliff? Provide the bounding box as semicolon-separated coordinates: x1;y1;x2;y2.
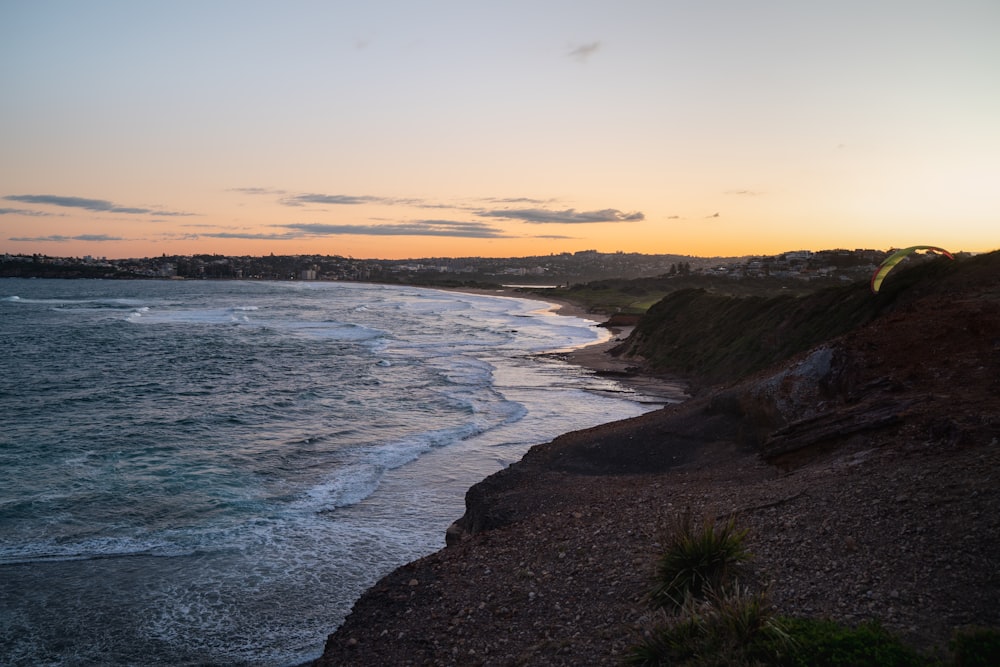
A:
628;515;1000;667
615;251;996;387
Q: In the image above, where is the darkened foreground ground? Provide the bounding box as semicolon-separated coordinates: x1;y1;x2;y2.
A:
314;253;1000;666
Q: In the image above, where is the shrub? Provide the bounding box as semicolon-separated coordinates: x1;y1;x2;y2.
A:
773;617;926;667
624;586;791;667
950;627;1000;667
629;513;950;666
624;615;702;667
648;513;750;610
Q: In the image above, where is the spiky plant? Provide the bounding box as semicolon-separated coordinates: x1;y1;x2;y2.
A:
704;584;792;662
649;513;750;610
625;586;791;667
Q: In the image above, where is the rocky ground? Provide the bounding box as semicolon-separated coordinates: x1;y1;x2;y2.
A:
314;270;1000;666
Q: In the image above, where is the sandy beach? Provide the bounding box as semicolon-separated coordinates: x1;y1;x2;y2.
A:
440;285;690;405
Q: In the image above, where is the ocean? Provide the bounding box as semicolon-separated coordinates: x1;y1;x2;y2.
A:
0;278;668;666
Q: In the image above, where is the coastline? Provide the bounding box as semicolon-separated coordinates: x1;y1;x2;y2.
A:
312;272;1000;665
437;285;690;404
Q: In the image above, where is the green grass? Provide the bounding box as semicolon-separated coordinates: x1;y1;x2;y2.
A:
773;618;926;667
950;627;1000;667
581;252;998;386
627;513;1000;666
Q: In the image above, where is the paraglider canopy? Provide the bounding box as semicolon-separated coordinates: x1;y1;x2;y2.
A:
870;245;954;293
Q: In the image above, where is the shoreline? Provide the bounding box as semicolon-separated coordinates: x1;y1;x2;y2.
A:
314;269;1000;665
13;275;996;665
436;285;690;404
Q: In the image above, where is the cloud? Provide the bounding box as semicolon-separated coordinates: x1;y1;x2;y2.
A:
230;187;288;196
200;231;299;240
3;194;193;216
476;207;644;224
158;232;203;241
0;207;54;216
8;234;124;242
5;194;132;212
568;41;601;61
725;190;762;196
283;220;512;239
281;193;387;207
706;212;720;218
75;234;125;241
252;190;643;228
480;197;552;205
279;192;468;210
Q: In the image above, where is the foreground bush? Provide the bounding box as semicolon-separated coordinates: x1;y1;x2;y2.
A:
626;586;790;666
627;513;1000;666
950;627;1000;667
774;617;925;667
648;513;750;610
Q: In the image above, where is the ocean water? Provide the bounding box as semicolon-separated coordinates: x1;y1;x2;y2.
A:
0;279;669;666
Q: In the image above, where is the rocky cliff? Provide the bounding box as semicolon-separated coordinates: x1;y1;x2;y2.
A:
315;251;1000;666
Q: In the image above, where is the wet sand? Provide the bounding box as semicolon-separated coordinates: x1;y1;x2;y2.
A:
439;285;690;404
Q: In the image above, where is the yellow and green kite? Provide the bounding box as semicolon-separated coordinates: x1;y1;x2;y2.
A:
870;245;954;293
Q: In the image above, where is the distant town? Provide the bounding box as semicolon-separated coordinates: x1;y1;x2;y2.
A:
0;248;934;287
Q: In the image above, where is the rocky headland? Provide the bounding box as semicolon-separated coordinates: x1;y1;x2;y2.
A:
314;252;1000;666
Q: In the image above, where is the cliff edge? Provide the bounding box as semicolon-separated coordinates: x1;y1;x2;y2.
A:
315;252;1000;666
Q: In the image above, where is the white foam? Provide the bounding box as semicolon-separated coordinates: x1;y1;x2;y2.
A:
297;422;486;512
281;321;385;342
3;296;147;308
0;535;193;565
0;278;662;666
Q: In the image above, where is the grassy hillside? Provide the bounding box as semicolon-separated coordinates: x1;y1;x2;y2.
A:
529;274;840;315
617;251;997;387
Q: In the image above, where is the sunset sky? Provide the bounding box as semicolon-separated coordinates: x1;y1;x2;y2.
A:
2;1;997;260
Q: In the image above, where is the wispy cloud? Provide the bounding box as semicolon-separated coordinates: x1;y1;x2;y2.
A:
476;207;644;224
75;234;125;241
8;234;124;242
243;190;644;229
725;190;762;196
568;41;601;62
0;207;55;216
200;231;298;240
229;187;288;196
479;197;552;205
4;194;193;216
280;193;390;207
284;220;512;238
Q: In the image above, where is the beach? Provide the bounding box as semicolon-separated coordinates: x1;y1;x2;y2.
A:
444;285;690;405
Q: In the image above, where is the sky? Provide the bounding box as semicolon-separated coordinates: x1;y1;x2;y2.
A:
1;0;998;260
